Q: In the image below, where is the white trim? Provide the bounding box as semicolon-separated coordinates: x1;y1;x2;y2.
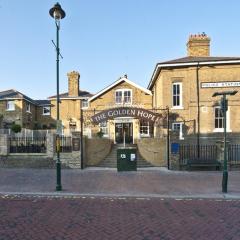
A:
115;89;132;105
172;122;184;140
140;120;150;137
42;106;51;116
81;99;89;109
213;106;231;132
26;103;31;113
172;82;183;108
6;100;15;111
148;59;240;89
89;77;152;102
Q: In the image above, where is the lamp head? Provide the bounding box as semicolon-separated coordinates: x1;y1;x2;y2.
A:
49;3;66;20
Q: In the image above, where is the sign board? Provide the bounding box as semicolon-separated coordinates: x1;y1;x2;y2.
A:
72;138;80;151
91;107;161;124
171;143;180;154
201;81;240;88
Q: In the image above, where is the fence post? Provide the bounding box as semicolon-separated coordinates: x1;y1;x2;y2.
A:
46;133;56;158
0;134;9;156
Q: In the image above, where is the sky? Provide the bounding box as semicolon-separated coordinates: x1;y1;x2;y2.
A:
1;0;240;99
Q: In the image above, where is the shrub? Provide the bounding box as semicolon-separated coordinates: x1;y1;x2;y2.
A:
96;130;104;138
11;124;22;133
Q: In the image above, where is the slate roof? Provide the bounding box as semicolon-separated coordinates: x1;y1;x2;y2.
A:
148;56;240;89
0;89;37;104
48;90;93;99
158;56;240;64
35;100;51;105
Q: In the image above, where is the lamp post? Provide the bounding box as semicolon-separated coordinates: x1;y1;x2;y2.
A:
49;3;66;191
212;90;237;193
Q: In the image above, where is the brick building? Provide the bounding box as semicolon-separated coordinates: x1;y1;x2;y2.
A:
86;75;153;144
148;33;240;140
0;71;92;132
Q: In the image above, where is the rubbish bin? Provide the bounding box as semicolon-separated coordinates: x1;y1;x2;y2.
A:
117;148;137;171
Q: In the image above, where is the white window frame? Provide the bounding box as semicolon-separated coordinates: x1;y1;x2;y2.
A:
6;100;15;111
81;99;89;109
99;121;109;137
115;89;132;105
42;106;51;116
172;122;184;140
172;82;183;109
213;106;231;132
26;102;31;113
140;120;150;137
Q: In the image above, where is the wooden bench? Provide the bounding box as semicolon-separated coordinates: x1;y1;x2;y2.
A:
187;159;221;170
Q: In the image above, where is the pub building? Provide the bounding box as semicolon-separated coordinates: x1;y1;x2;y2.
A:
85;75;158;144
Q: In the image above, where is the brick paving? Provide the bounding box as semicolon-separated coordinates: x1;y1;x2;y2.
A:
0;195;240;240
0;168;240;198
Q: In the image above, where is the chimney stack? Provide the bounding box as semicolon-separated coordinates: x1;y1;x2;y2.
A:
187;33;210;57
67;71;80;97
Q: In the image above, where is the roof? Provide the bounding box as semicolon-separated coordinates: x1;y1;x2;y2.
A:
158;56;240;64
148;56;240;90
88;77;152;102
35;100;51;105
48;90;93;99
0;89;37;105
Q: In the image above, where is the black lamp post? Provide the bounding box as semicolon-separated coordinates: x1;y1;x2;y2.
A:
49;2;66;191
212;90;237;193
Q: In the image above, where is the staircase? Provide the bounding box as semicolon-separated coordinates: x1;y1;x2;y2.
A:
97;144;153;168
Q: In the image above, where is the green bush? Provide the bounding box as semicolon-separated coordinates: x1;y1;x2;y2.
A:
96;130;104;138
11;124;22;133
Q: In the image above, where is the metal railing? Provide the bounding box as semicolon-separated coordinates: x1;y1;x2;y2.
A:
228;145;240;165
59;136;72;152
9;137;47;153
179;144;218;165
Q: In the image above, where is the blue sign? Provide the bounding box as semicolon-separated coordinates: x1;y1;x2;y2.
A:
171;143;179;154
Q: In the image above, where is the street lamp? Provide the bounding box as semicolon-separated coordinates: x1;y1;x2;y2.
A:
212;90;237;193
49;2;66;191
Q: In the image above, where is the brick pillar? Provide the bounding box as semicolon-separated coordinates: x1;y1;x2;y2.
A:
0;134;9;156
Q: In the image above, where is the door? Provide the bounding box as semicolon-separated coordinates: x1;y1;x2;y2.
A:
115;123;133;144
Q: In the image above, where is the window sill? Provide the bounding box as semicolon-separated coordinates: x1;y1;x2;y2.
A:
171;106;184;110
26;111;31;114
6;109;15;111
213;129;232;133
42;114;50;116
140;134;150;138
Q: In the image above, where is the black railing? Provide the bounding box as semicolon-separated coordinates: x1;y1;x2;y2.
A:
59;136;72;152
9;137;47;153
179;144;218;165
228;145;240;165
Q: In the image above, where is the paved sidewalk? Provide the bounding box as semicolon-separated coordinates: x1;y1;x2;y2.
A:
0;168;240;198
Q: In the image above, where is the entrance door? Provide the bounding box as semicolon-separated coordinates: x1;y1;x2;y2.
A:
115;123;133;144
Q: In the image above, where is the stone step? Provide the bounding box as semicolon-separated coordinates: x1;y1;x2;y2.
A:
96;144;153;168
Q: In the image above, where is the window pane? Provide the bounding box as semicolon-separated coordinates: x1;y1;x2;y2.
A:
124;90;131;103
172;83;181;107
115;91;122;103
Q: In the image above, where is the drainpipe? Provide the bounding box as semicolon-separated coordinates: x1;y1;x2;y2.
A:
196;62;200;158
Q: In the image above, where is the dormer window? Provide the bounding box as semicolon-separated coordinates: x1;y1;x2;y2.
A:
115;89;132;104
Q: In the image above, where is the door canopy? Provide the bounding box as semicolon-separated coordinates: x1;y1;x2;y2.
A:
91;107;161;124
